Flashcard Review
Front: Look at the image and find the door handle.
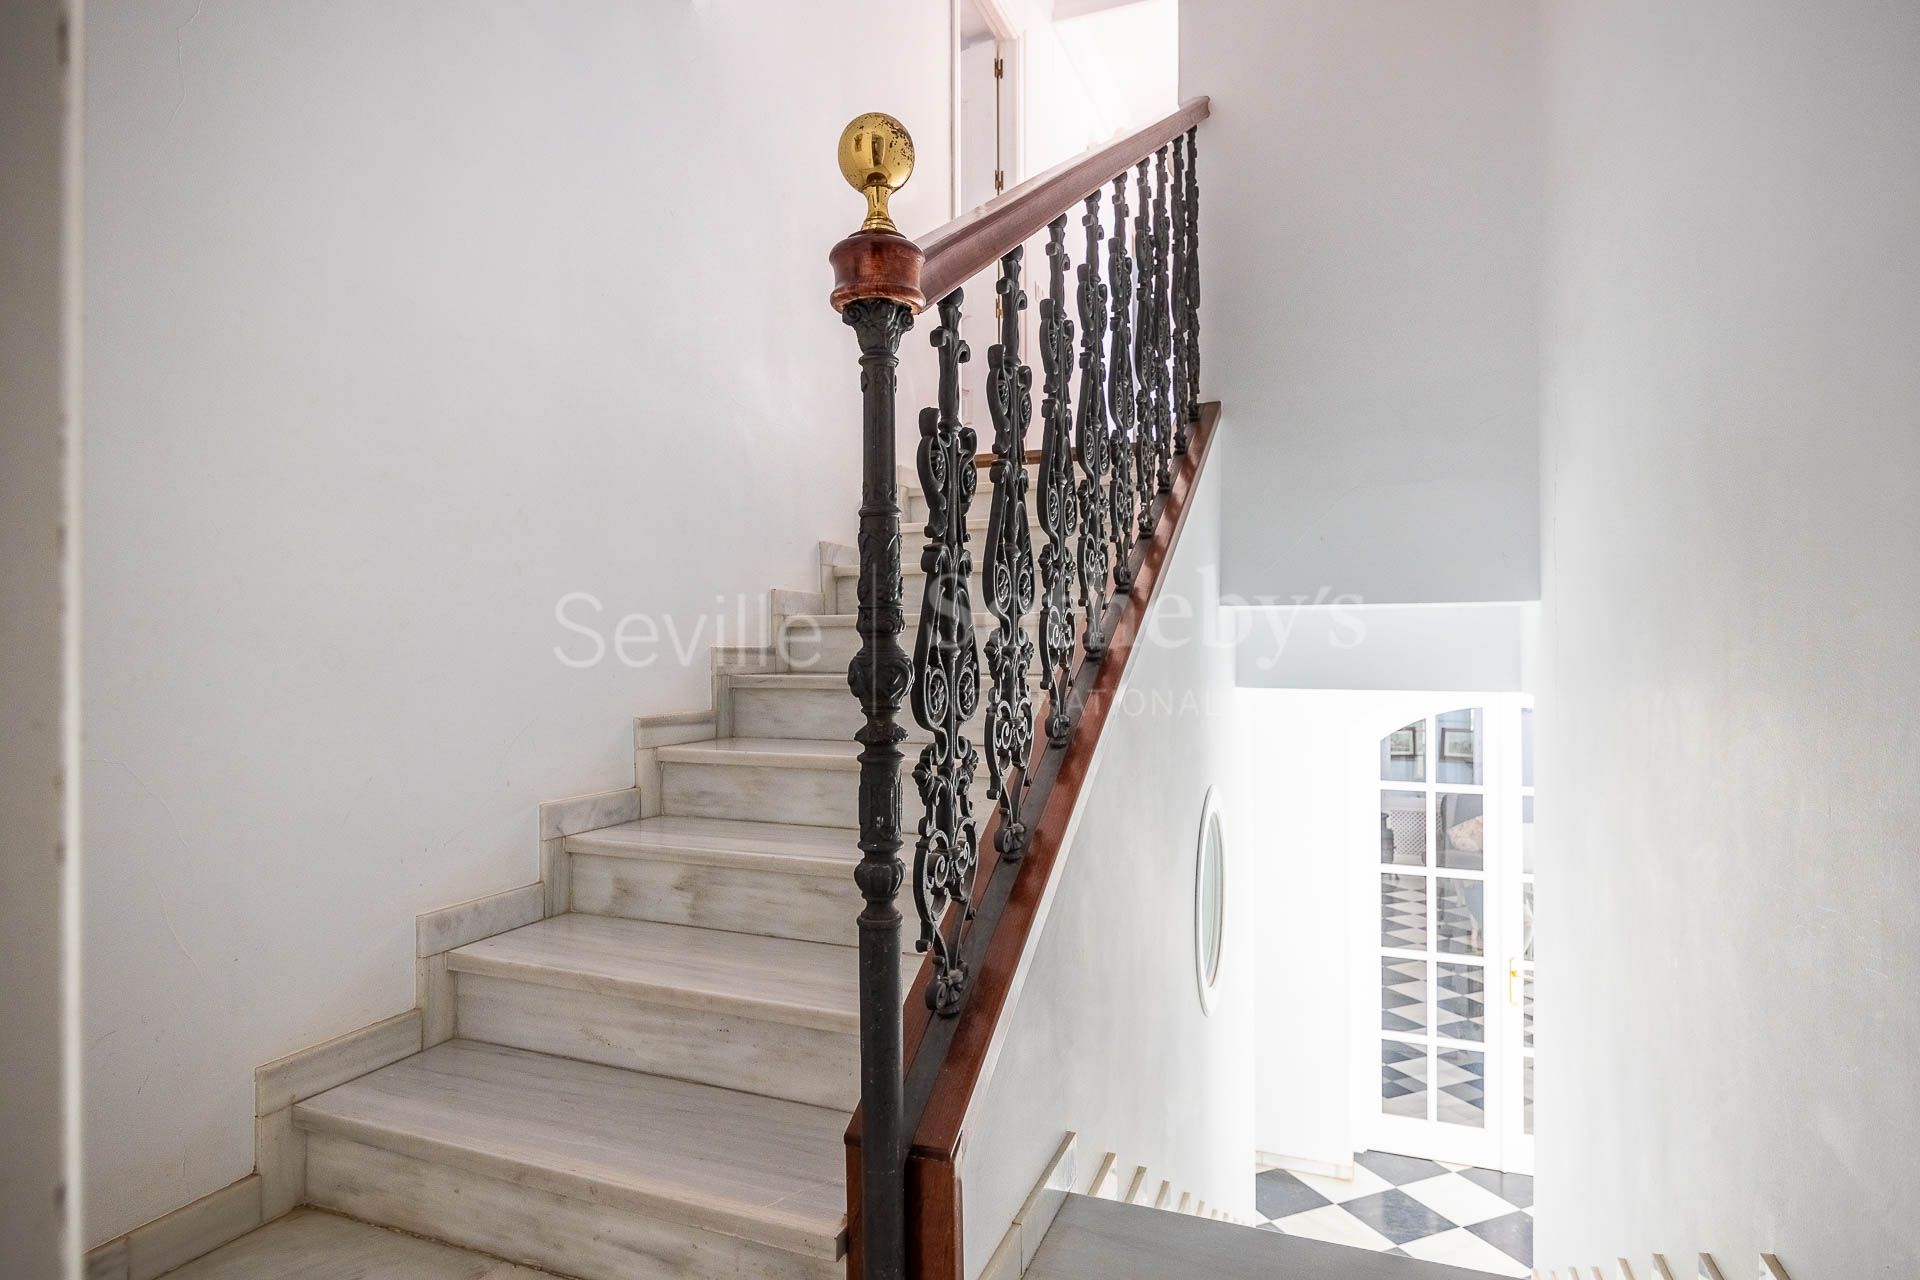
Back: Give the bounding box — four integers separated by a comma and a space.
1506, 958, 1520, 1007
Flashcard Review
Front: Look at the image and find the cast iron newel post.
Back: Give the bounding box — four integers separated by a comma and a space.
829, 112, 925, 1280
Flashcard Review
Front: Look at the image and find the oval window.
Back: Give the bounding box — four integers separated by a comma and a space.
1194, 789, 1226, 1013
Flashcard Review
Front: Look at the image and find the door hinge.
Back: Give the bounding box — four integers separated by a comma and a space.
993, 55, 1004, 79
993, 168, 1005, 193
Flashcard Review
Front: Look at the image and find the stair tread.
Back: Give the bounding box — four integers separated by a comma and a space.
787, 611, 1041, 626
1029, 1194, 1494, 1280
295, 1040, 848, 1259
155, 1208, 549, 1280
447, 914, 863, 1032
564, 814, 859, 875
727, 671, 1043, 692
657, 737, 861, 770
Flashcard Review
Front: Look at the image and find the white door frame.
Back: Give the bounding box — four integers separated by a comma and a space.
1349, 694, 1534, 1174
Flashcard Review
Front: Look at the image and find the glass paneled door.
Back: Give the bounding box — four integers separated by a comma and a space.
1366, 701, 1534, 1172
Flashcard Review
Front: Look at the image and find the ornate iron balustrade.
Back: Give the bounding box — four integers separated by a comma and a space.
829, 99, 1209, 1280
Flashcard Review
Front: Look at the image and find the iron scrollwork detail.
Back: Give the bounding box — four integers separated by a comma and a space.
1132, 157, 1158, 536
1036, 216, 1079, 748
909, 291, 981, 1016
1074, 191, 1113, 658
1150, 145, 1175, 495
1183, 126, 1202, 432
982, 249, 1038, 861
1171, 134, 1191, 456
1107, 173, 1138, 592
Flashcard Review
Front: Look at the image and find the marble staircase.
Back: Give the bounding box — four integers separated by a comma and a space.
168, 477, 1039, 1280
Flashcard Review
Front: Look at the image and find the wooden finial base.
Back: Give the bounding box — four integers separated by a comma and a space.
830, 229, 926, 314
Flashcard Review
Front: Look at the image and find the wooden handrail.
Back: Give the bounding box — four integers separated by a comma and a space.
916, 98, 1210, 308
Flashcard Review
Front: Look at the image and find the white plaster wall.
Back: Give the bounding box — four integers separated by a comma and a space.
2, 0, 79, 1272
958, 426, 1253, 1273
1179, 0, 1543, 605
1232, 603, 1536, 694
1022, 0, 1178, 176
1538, 0, 1920, 1269
79, 0, 951, 1245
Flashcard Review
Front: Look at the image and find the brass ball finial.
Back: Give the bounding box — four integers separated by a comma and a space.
838, 112, 915, 235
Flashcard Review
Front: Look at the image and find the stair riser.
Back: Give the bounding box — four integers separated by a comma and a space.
733, 686, 932, 743
836, 571, 995, 614
570, 851, 930, 955
304, 1131, 839, 1280
454, 972, 856, 1110
780, 617, 1038, 672
570, 850, 866, 947
830, 553, 1068, 612
661, 760, 918, 829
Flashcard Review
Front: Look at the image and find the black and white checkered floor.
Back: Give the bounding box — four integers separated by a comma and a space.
1254, 1151, 1533, 1276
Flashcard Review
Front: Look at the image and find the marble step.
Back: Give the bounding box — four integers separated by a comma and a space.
657, 736, 887, 828
831, 558, 1096, 613
295, 1040, 845, 1280
564, 814, 871, 947
1026, 1192, 1497, 1280
729, 671, 1043, 744
156, 1208, 547, 1279
446, 913, 888, 1109
780, 610, 1043, 671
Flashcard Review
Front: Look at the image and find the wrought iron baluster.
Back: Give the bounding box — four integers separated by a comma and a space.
1036, 217, 1078, 748
830, 111, 922, 1280
1107, 173, 1137, 592
1151, 145, 1174, 494
982, 249, 1037, 860
1131, 158, 1157, 537
1074, 192, 1112, 658
840, 294, 914, 1280
1185, 125, 1202, 429
1171, 135, 1189, 457
908, 290, 981, 1016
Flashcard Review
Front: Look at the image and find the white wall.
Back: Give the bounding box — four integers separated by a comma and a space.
958, 425, 1253, 1272
3, 0, 80, 1273
1232, 602, 1537, 693
1022, 0, 1178, 176
1179, 0, 1543, 605
1538, 0, 1920, 1270
79, 0, 950, 1245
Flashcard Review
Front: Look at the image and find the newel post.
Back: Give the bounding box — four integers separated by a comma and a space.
830, 111, 925, 1280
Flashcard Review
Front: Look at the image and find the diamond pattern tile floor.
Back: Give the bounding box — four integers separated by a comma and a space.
1254, 1153, 1533, 1277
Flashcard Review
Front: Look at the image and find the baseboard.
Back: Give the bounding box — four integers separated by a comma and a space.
413, 882, 545, 1051
1544, 1252, 1794, 1280
633, 709, 719, 819
83, 1175, 261, 1280
980, 1132, 1079, 1280
1256, 1149, 1355, 1181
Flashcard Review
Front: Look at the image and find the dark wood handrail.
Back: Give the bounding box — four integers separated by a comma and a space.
916, 97, 1210, 308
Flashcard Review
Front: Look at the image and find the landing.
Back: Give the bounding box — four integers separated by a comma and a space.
1026, 1194, 1500, 1280
157, 1208, 545, 1278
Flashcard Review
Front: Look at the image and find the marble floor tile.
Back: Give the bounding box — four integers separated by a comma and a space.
1339, 1188, 1457, 1245
1289, 1164, 1395, 1204
1256, 1150, 1533, 1270
1269, 1204, 1398, 1252
1399, 1226, 1533, 1277
1467, 1209, 1536, 1267
1400, 1172, 1519, 1227
1253, 1168, 1333, 1219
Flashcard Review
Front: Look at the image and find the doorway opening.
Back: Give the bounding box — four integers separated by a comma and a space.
1239, 686, 1536, 1275
1368, 700, 1534, 1174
